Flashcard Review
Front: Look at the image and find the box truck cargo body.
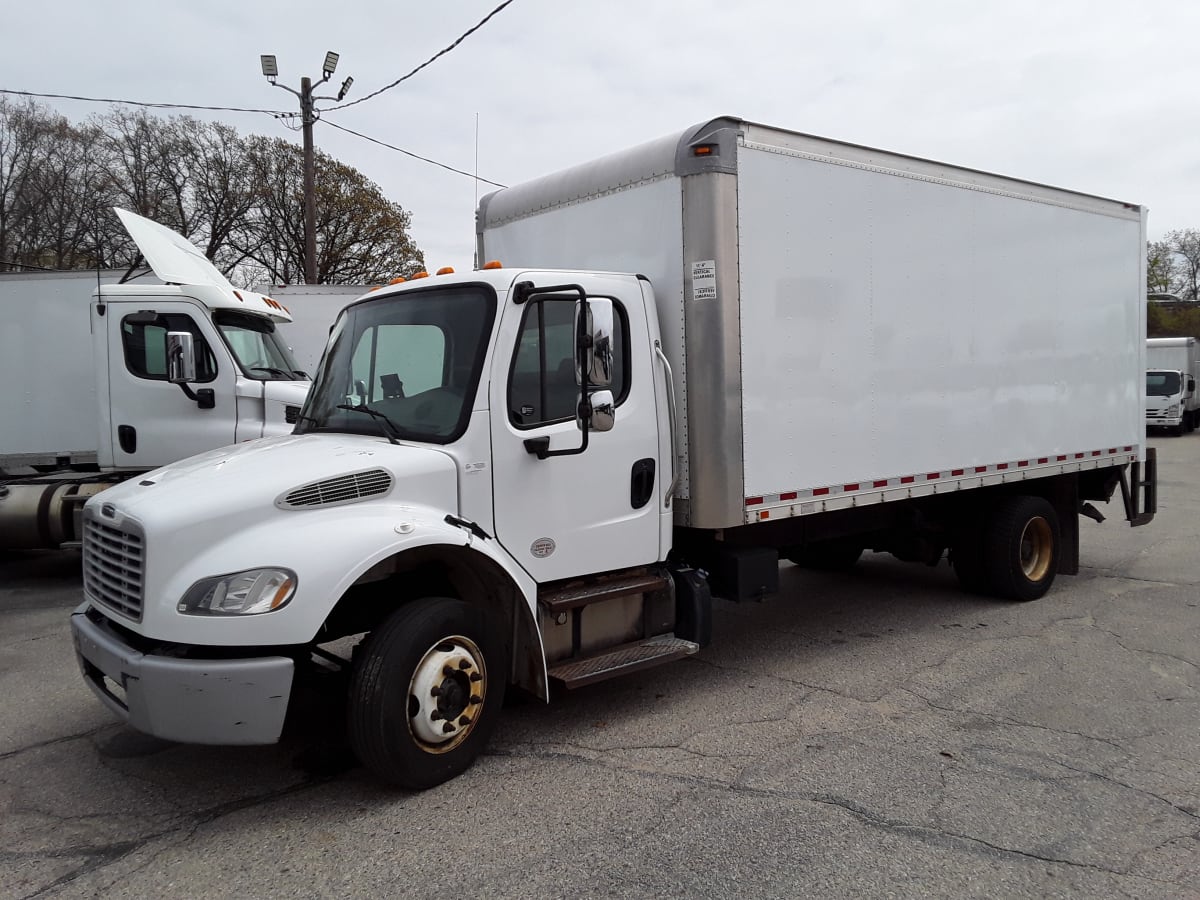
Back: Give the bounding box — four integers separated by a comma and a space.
71, 118, 1156, 790
1145, 337, 1200, 434
0, 210, 310, 549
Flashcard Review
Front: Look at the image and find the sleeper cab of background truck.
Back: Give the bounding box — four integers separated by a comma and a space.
108, 208, 309, 455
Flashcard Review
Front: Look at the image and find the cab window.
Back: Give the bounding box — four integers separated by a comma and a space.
121, 314, 217, 382
508, 299, 628, 428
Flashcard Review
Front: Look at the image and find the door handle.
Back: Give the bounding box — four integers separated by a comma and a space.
631, 458, 656, 510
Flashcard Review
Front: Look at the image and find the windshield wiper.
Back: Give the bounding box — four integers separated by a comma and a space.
250, 366, 294, 379
336, 403, 401, 445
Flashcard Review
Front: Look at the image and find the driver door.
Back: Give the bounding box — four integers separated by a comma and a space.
489, 274, 663, 583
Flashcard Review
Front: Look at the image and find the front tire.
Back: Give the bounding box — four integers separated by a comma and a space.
349, 598, 507, 790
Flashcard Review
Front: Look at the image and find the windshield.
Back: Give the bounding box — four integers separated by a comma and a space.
296, 285, 496, 444
1146, 371, 1182, 397
214, 310, 306, 381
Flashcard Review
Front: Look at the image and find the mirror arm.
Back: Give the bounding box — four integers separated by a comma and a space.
175, 383, 216, 409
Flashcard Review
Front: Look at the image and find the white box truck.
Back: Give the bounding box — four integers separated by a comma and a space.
0, 209, 311, 549
71, 118, 1156, 790
1145, 336, 1200, 434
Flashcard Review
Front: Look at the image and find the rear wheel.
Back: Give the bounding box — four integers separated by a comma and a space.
348, 598, 507, 790
982, 496, 1060, 601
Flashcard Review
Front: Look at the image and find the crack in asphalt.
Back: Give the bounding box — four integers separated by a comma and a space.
487, 743, 1191, 890
0, 726, 112, 762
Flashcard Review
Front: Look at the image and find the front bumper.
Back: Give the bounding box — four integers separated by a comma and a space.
1146, 415, 1182, 427
71, 603, 294, 745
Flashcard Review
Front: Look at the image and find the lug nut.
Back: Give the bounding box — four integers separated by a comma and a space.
458, 715, 472, 726
442, 722, 456, 734
430, 711, 443, 721
469, 672, 483, 682
469, 695, 482, 705
430, 685, 442, 697
459, 659, 472, 670
443, 665, 455, 677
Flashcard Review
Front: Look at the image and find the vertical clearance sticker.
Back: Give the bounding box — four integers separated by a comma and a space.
691, 260, 717, 301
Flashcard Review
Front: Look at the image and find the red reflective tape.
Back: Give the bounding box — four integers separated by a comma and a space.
1018, 460, 1029, 468
901, 476, 915, 484
780, 491, 797, 501
1075, 453, 1084, 459
873, 479, 888, 488
1091, 450, 1101, 457
746, 497, 763, 506
844, 483, 860, 492
1038, 458, 1048, 464
1057, 455, 1067, 461
998, 463, 1009, 470
1123, 445, 1132, 452
760, 510, 770, 519
951, 469, 964, 476
814, 487, 830, 496
926, 472, 939, 480
975, 466, 987, 473
1108, 448, 1117, 454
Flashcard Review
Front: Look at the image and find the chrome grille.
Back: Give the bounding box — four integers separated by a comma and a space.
278, 468, 393, 509
82, 513, 144, 621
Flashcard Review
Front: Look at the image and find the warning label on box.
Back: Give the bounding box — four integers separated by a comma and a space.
691, 259, 717, 302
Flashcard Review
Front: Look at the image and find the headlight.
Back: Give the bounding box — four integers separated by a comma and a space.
178, 568, 297, 616
1167, 404, 1180, 416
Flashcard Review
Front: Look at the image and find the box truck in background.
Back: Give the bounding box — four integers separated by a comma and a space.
1145, 337, 1200, 435
71, 117, 1155, 790
0, 210, 310, 549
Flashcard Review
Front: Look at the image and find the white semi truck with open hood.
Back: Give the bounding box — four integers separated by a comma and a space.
0, 209, 311, 549
71, 118, 1156, 790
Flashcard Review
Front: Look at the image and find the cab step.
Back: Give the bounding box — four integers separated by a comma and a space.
547, 635, 698, 689
539, 571, 669, 615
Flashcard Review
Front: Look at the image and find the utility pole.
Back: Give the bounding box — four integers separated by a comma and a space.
260, 52, 354, 284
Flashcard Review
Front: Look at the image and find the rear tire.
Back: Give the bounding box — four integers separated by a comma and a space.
348, 598, 507, 790
982, 496, 1060, 601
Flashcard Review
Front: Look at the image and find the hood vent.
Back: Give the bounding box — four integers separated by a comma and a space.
277, 468, 393, 510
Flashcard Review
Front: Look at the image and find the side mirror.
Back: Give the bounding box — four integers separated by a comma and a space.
575, 298, 615, 389
166, 331, 197, 383
587, 390, 615, 433
1189, 377, 1195, 394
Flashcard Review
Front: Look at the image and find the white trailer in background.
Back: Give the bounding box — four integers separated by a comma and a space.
72, 117, 1156, 791
1145, 336, 1200, 434
0, 210, 310, 549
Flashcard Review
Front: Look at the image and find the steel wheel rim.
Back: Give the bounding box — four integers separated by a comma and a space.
1019, 516, 1053, 581
407, 635, 486, 754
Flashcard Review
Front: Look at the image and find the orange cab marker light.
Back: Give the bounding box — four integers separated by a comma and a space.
283, 305, 290, 314
436, 266, 455, 276
411, 271, 429, 279
388, 276, 406, 285
693, 145, 714, 156
232, 290, 245, 302
482, 260, 503, 270
368, 285, 382, 291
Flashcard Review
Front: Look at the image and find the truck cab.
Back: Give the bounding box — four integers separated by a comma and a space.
1145, 368, 1193, 435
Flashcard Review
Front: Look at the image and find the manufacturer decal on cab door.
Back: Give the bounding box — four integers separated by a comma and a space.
530, 538, 556, 559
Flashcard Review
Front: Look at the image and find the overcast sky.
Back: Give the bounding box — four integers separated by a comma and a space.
1, 0, 1194, 274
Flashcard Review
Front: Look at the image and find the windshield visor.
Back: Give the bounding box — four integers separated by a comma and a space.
296, 285, 496, 444
1146, 371, 1182, 397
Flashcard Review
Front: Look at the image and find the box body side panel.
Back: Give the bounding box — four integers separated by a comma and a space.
736, 143, 1144, 497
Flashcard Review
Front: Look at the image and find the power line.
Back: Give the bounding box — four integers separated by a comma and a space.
322, 118, 506, 187
326, 0, 516, 112
0, 87, 286, 116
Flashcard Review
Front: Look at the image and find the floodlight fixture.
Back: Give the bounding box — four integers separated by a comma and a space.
323, 51, 340, 77
260, 54, 278, 81
337, 76, 354, 101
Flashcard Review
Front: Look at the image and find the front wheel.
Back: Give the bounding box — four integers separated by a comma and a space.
348, 598, 507, 790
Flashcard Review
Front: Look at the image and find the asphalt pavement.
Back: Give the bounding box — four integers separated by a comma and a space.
1, 437, 1197, 899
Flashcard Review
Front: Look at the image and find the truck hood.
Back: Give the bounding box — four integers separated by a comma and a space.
92, 433, 459, 530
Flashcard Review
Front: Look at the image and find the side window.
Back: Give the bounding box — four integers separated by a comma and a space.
121, 314, 217, 382
508, 298, 627, 428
